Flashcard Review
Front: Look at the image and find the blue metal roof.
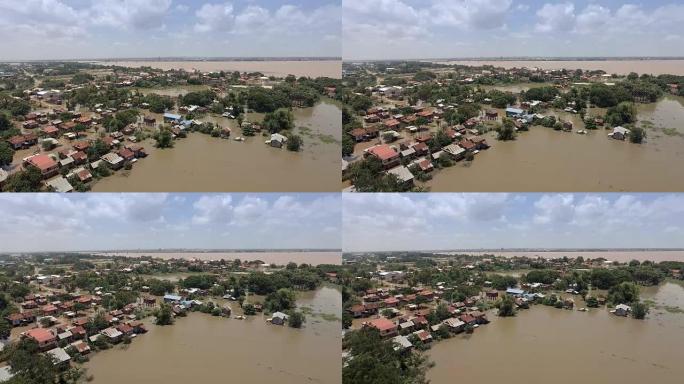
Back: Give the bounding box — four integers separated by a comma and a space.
163, 113, 182, 120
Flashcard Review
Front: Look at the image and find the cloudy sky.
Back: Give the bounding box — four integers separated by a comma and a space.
343, 0, 684, 59
0, 0, 340, 60
343, 193, 684, 252
0, 193, 341, 252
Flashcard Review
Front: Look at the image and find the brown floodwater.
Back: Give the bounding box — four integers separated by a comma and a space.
437, 60, 684, 76
427, 282, 684, 384
458, 250, 684, 263
86, 286, 341, 384
101, 60, 342, 79
91, 100, 341, 192
425, 104, 684, 191
94, 251, 341, 265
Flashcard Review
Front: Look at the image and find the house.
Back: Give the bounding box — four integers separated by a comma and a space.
506, 288, 525, 296
391, 335, 413, 352
443, 144, 466, 160
163, 113, 182, 123
46, 347, 71, 367
412, 329, 432, 343
505, 107, 524, 118
383, 118, 401, 130
143, 116, 156, 126
24, 328, 57, 350
26, 154, 59, 178
443, 317, 465, 332
384, 297, 400, 307
117, 148, 135, 161
69, 340, 91, 355
46, 176, 73, 193
485, 290, 498, 300
610, 126, 630, 140
269, 133, 288, 148
614, 304, 631, 317
484, 109, 498, 120
101, 152, 124, 170
387, 166, 414, 187
365, 318, 397, 337
270, 312, 289, 325
163, 294, 182, 303
41, 125, 60, 137
100, 327, 123, 343
349, 128, 367, 142
367, 145, 400, 169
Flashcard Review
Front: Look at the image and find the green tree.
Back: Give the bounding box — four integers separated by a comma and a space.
607, 282, 640, 305
286, 133, 303, 151
632, 301, 649, 319
155, 129, 174, 148
264, 288, 297, 313
263, 108, 295, 133
0, 141, 14, 166
1, 167, 43, 192
288, 311, 305, 328
629, 126, 646, 144
497, 295, 516, 317
496, 118, 516, 141
155, 303, 174, 325
343, 327, 430, 384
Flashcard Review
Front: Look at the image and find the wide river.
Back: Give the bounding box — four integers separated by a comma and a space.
92, 99, 341, 192
100, 60, 342, 79
86, 286, 341, 384
427, 282, 684, 384
453, 250, 684, 263
437, 59, 684, 76
425, 95, 684, 192
94, 251, 341, 265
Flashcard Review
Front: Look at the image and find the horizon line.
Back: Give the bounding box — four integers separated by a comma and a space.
1, 248, 342, 255
344, 248, 684, 253
0, 56, 342, 63
343, 56, 684, 62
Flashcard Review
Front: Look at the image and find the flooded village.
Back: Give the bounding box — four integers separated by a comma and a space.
341, 61, 684, 192
0, 61, 342, 192
0, 252, 343, 383
341, 251, 684, 383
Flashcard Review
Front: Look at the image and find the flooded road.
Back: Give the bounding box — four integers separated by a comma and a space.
101, 60, 342, 79
437, 60, 684, 76
94, 251, 341, 265
427, 282, 684, 384
92, 100, 341, 192
457, 251, 684, 263
86, 286, 341, 384
425, 111, 684, 191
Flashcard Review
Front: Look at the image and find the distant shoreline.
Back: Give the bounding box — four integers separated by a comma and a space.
345, 57, 684, 62
0, 57, 341, 63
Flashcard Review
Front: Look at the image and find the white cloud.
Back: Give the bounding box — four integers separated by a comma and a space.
90, 0, 173, 30
535, 2, 575, 32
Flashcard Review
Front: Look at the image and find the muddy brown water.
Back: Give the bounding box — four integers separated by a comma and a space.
456, 251, 684, 263
85, 286, 341, 384
93, 251, 341, 265
100, 60, 342, 79
424, 106, 684, 191
91, 100, 341, 192
437, 60, 684, 76
426, 282, 684, 384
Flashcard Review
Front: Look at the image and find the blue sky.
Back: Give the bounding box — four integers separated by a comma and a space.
0, 193, 341, 252
343, 0, 684, 59
343, 193, 684, 252
0, 1, 341, 60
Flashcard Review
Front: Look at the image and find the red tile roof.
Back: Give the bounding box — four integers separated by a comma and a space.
28, 155, 57, 171
368, 318, 396, 332
369, 145, 398, 161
